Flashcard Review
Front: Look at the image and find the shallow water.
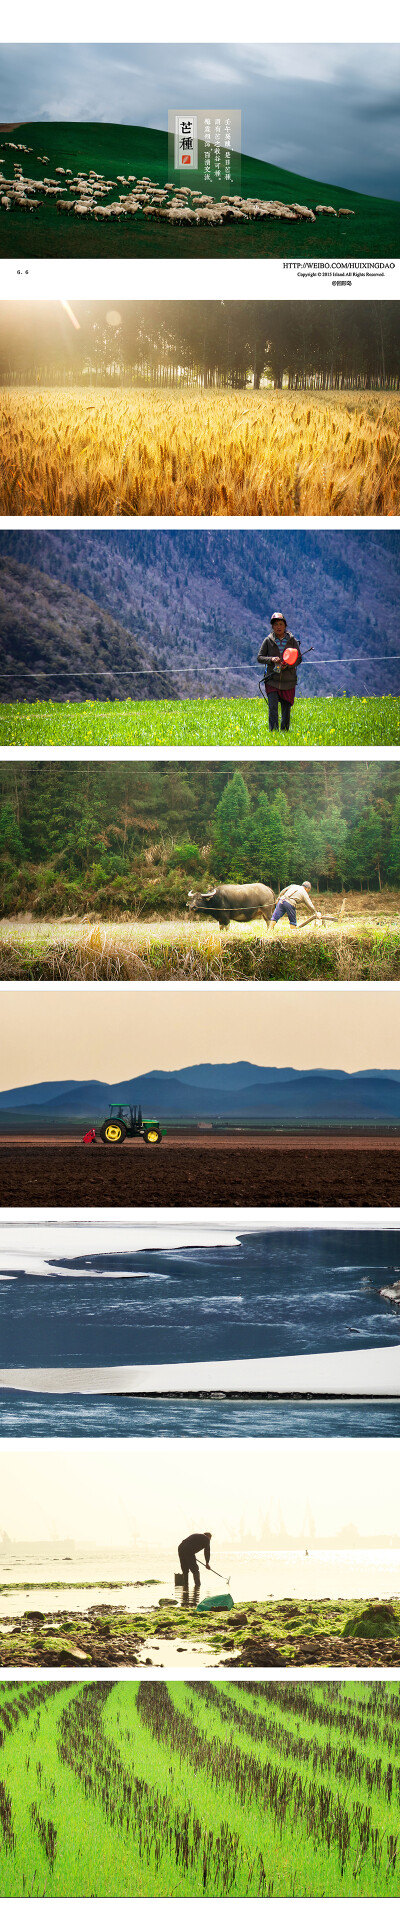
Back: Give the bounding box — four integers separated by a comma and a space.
2, 1547, 400, 1614
1, 1229, 400, 1377
0, 1391, 400, 1438
137, 1636, 223, 1669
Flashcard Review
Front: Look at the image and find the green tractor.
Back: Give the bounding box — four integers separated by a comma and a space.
99, 1103, 163, 1147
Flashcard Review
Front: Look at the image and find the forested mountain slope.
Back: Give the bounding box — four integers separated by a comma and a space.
0, 531, 399, 696
0, 557, 177, 700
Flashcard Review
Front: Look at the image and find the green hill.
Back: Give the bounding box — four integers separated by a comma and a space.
1, 121, 398, 258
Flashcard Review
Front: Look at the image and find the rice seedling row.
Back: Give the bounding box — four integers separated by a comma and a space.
1, 1678, 400, 1895
195, 1679, 400, 1798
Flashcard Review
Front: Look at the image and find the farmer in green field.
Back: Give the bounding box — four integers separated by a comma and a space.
270, 882, 322, 933
258, 613, 302, 732
178, 1531, 212, 1588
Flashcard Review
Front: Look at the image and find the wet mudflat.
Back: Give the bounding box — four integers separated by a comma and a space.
1, 1597, 400, 1669
0, 1134, 399, 1206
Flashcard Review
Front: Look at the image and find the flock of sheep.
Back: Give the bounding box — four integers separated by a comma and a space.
0, 139, 355, 227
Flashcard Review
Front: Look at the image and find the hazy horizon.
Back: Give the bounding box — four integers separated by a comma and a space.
0, 989, 399, 1092
0, 1444, 399, 1549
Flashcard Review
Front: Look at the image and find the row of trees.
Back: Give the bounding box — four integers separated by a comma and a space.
1, 301, 399, 389
1, 763, 400, 916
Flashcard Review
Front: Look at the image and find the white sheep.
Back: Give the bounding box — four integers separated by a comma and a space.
290, 203, 316, 221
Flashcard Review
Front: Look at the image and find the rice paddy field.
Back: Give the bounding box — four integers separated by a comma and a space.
1, 897, 400, 979
1, 1678, 400, 1896
1, 389, 398, 519
1, 695, 398, 748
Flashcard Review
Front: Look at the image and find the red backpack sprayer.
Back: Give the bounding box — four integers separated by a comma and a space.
258, 644, 314, 701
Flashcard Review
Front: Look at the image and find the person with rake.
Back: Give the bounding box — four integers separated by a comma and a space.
178, 1530, 212, 1589
257, 611, 302, 732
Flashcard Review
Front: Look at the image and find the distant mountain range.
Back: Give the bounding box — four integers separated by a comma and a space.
1, 1063, 400, 1125
0, 530, 399, 699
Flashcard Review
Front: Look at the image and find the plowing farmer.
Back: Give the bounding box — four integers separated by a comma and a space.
178, 1531, 212, 1588
257, 612, 302, 732
270, 882, 321, 934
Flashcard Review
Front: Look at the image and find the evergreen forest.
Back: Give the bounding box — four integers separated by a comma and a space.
1, 761, 399, 919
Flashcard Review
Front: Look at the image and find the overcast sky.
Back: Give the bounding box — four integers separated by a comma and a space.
0, 1442, 398, 1545
0, 988, 398, 1090
0, 43, 399, 198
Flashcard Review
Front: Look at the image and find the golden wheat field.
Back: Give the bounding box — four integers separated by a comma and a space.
1, 387, 399, 516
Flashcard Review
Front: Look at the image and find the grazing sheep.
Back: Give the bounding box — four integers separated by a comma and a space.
196, 208, 223, 225
289, 203, 316, 221
167, 207, 196, 225
338, 207, 355, 216
315, 205, 338, 215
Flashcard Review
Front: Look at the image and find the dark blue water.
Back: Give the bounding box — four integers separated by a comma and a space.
1, 1393, 400, 1438
1, 1229, 400, 1367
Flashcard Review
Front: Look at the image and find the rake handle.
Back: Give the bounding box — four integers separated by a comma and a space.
199, 1560, 230, 1582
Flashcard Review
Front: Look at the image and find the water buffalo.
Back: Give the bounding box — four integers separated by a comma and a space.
187, 883, 275, 930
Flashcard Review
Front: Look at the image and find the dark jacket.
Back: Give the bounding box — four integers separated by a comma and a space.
257, 629, 302, 691
178, 1533, 211, 1564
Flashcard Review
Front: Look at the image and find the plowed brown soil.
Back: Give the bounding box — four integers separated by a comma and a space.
0, 1133, 398, 1206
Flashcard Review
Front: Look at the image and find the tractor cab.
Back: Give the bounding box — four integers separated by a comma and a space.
99, 1102, 162, 1146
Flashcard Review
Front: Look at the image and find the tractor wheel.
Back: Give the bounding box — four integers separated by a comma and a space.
99, 1121, 127, 1145
143, 1127, 162, 1146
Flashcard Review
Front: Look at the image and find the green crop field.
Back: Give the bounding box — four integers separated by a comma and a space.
0, 694, 398, 748
1, 122, 398, 258
1, 1678, 400, 1896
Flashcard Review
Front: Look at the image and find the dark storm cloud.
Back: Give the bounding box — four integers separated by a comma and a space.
0, 42, 399, 200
